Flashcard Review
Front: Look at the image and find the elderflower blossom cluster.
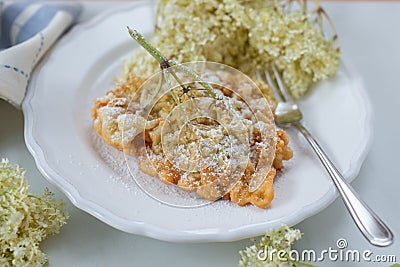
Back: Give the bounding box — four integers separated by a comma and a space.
239, 225, 302, 267
0, 159, 68, 267
121, 0, 340, 99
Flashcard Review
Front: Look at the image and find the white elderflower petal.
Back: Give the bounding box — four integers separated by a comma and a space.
121, 0, 339, 100
239, 225, 303, 267
0, 159, 68, 267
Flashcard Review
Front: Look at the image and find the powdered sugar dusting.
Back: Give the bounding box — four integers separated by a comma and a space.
91, 130, 212, 207
91, 131, 135, 190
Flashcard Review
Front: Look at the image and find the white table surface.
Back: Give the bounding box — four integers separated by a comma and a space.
1, 2, 400, 266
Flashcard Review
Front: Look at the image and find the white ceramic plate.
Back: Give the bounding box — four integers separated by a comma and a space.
23, 2, 372, 242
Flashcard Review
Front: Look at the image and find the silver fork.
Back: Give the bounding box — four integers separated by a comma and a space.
257, 65, 393, 247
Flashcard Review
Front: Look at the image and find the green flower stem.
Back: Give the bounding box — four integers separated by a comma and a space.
28, 193, 54, 209
163, 69, 183, 106
175, 63, 216, 98
127, 27, 167, 65
127, 26, 183, 105
127, 27, 216, 99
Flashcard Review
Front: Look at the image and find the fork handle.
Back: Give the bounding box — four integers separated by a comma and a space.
294, 122, 393, 247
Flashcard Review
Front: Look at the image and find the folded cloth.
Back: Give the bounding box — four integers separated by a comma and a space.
0, 1, 81, 108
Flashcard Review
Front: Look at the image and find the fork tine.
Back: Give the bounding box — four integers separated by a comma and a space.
255, 67, 263, 81
262, 67, 285, 102
270, 64, 293, 102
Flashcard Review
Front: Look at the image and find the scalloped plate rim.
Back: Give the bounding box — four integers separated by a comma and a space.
22, 1, 373, 243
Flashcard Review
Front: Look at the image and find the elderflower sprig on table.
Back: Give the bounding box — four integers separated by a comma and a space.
0, 159, 68, 267
239, 225, 319, 267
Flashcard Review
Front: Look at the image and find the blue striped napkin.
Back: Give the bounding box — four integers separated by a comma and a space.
0, 1, 81, 107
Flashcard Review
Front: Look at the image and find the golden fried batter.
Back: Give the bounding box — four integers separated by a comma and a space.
92, 75, 145, 151
92, 73, 293, 209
